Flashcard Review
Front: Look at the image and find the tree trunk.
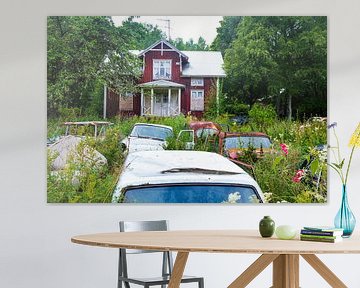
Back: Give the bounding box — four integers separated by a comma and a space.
288, 94, 292, 121
276, 93, 281, 116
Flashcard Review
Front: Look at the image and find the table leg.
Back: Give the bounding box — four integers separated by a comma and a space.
168, 252, 189, 288
228, 254, 279, 288
272, 254, 299, 288
301, 254, 347, 288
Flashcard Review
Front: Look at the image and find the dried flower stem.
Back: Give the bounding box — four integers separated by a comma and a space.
331, 127, 345, 184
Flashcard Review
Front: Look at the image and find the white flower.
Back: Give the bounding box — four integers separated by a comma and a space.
227, 192, 241, 203
263, 192, 273, 202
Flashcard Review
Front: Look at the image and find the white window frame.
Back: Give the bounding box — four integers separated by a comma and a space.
191, 78, 204, 86
190, 89, 205, 111
153, 59, 172, 80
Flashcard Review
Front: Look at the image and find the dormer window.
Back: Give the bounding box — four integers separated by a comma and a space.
153, 59, 171, 80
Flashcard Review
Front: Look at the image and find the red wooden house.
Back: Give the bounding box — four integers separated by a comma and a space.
104, 39, 225, 118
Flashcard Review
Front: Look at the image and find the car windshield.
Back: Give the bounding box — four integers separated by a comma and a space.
196, 128, 218, 138
123, 184, 261, 203
224, 136, 271, 149
130, 125, 173, 141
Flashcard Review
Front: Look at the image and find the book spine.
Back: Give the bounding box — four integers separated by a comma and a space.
300, 237, 338, 243
301, 230, 337, 236
300, 234, 338, 240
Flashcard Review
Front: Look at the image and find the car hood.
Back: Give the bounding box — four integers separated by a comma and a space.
125, 137, 166, 153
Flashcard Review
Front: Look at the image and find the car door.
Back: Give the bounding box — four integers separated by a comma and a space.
177, 130, 195, 150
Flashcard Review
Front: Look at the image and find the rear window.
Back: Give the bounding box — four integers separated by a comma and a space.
225, 136, 271, 149
196, 128, 218, 138
123, 184, 261, 203
130, 125, 173, 141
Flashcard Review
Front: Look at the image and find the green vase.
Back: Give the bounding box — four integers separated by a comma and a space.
259, 216, 275, 237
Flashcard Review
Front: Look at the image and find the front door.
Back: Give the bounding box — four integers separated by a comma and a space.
141, 89, 180, 116
153, 92, 169, 116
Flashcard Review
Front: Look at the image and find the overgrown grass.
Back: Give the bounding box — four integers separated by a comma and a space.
47, 112, 327, 203
47, 115, 188, 203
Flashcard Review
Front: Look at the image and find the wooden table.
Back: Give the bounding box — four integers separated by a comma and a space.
71, 230, 360, 288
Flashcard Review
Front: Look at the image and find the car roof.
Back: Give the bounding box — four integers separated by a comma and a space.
189, 121, 221, 131
221, 132, 270, 138
113, 151, 263, 201
133, 123, 173, 130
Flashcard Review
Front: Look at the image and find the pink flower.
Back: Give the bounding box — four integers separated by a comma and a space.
229, 151, 238, 159
292, 169, 305, 183
280, 143, 289, 156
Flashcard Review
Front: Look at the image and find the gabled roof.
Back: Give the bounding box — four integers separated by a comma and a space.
181, 51, 226, 77
130, 40, 226, 78
137, 39, 188, 59
138, 80, 185, 88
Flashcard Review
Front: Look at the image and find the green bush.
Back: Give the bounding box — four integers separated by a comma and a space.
47, 113, 327, 203
47, 138, 118, 203
225, 102, 250, 115
248, 104, 277, 130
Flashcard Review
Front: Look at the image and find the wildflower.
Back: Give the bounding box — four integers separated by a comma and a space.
292, 169, 305, 183
329, 122, 360, 185
263, 192, 273, 202
280, 143, 288, 156
229, 151, 238, 159
327, 122, 337, 129
348, 123, 360, 148
227, 192, 241, 203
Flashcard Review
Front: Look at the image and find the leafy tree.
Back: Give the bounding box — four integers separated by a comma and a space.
170, 36, 210, 51
224, 17, 277, 107
211, 16, 243, 55
119, 17, 166, 49
47, 16, 141, 117
222, 16, 327, 119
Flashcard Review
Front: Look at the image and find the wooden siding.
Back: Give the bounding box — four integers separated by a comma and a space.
181, 77, 217, 118
106, 89, 119, 118
106, 89, 140, 118
141, 50, 182, 83
106, 43, 219, 118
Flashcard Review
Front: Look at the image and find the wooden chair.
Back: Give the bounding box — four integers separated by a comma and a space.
118, 220, 204, 288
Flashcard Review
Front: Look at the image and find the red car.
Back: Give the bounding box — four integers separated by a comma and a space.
218, 131, 272, 157
215, 132, 272, 176
189, 121, 223, 139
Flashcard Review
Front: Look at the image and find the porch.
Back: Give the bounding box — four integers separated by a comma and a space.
139, 80, 185, 117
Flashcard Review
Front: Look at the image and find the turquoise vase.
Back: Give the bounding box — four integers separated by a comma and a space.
334, 185, 356, 237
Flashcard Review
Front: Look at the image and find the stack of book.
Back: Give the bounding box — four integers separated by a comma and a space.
300, 226, 344, 243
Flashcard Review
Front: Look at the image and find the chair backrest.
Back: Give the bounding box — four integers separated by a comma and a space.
120, 220, 168, 232
119, 220, 168, 254
118, 220, 173, 283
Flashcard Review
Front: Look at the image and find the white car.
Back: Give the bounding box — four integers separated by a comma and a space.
121, 123, 195, 153
112, 150, 265, 203
121, 123, 174, 153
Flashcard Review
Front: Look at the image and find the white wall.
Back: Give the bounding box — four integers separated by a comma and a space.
1, 0, 360, 287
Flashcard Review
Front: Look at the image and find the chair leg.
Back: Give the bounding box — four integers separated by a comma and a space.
199, 278, 204, 288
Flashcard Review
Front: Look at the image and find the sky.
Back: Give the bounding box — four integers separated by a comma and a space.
112, 16, 222, 45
